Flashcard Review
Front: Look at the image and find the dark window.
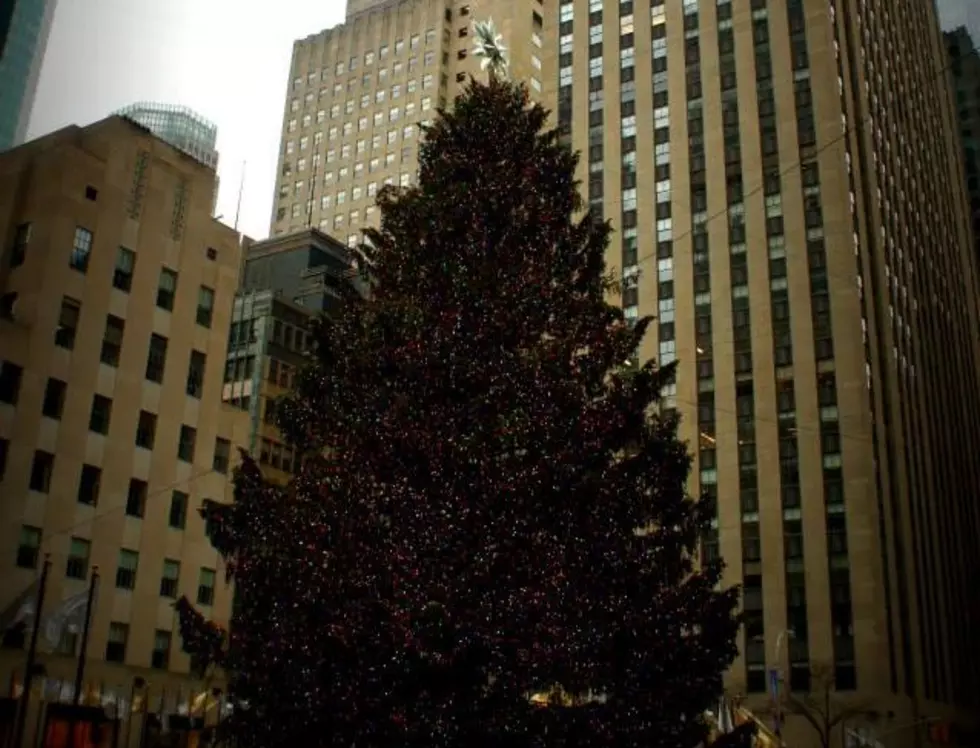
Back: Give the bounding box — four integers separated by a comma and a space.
16, 526, 42, 569
151, 630, 172, 670
42, 378, 67, 419
77, 464, 101, 505
9, 223, 31, 268
196, 286, 215, 328
157, 269, 178, 311
113, 247, 135, 291
55, 298, 81, 349
135, 410, 157, 449
29, 451, 55, 493
105, 623, 128, 663
70, 227, 93, 272
197, 568, 216, 606
160, 559, 180, 598
186, 350, 206, 398
213, 437, 231, 474
177, 425, 197, 463
66, 538, 91, 580
169, 491, 188, 529
89, 395, 112, 434
85, 186, 98, 201
126, 479, 148, 518
0, 438, 7, 481
116, 549, 138, 590
145, 334, 168, 383
0, 361, 23, 404
100, 315, 125, 367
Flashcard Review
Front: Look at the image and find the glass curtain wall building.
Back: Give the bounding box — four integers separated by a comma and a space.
116, 102, 220, 170
0, 0, 57, 150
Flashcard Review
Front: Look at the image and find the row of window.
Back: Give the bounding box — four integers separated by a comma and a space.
10, 225, 216, 328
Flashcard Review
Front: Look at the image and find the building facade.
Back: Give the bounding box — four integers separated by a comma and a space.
268, 0, 549, 241
270, 0, 980, 744
225, 229, 363, 481
548, 0, 980, 744
946, 27, 980, 267
0, 0, 57, 151
0, 116, 249, 742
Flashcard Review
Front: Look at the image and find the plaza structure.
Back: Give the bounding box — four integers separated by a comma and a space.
0, 0, 58, 150
270, 0, 980, 745
0, 115, 249, 741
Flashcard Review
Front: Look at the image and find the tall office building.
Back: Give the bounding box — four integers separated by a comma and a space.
550, 0, 980, 743
946, 27, 980, 266
268, 0, 548, 240
224, 228, 364, 477
0, 116, 249, 742
0, 0, 57, 150
271, 0, 980, 744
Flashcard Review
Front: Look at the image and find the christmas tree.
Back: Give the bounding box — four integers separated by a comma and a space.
178, 74, 742, 748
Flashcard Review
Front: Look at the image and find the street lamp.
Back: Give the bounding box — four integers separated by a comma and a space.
766, 629, 794, 737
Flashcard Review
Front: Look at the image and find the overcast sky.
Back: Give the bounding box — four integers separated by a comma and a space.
27, 0, 979, 241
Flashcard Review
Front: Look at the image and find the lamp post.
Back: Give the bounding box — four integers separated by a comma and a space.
123, 677, 145, 748
769, 629, 794, 737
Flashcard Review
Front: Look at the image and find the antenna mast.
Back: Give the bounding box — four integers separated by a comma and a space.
234, 160, 246, 231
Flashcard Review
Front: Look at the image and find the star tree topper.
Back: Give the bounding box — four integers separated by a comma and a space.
472, 18, 509, 80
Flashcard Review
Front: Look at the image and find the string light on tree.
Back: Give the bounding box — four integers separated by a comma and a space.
177, 75, 743, 748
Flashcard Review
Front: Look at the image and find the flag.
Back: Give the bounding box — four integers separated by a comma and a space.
41, 589, 91, 651
0, 578, 41, 634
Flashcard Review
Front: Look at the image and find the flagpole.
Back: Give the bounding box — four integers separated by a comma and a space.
66, 567, 98, 748
12, 554, 50, 748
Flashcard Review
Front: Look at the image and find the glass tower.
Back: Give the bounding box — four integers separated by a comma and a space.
115, 102, 220, 170
0, 0, 57, 151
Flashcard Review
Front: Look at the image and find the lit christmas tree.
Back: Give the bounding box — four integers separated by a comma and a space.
178, 72, 742, 748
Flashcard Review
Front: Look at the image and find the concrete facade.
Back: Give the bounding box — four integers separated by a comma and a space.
0, 116, 250, 744
269, 0, 980, 745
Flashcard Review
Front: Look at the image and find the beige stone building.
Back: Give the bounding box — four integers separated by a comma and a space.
272, 0, 980, 745
0, 116, 249, 741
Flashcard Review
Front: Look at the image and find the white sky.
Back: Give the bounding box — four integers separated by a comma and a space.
26, 0, 978, 240
27, 0, 347, 241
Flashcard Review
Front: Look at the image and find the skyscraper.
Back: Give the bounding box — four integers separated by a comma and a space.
271, 0, 980, 743
946, 26, 980, 266
0, 0, 57, 150
268, 0, 548, 241
550, 0, 980, 741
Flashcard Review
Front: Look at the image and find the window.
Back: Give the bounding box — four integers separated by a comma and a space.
42, 378, 67, 419
178, 425, 197, 462
151, 630, 171, 670
169, 491, 188, 529
213, 437, 231, 473
156, 269, 177, 310
9, 223, 30, 267
197, 568, 216, 606
186, 350, 206, 398
126, 479, 147, 518
89, 395, 112, 434
16, 526, 41, 569
0, 361, 22, 404
160, 559, 180, 598
77, 464, 101, 505
136, 410, 157, 449
100, 315, 125, 367
113, 247, 135, 291
196, 286, 215, 328
70, 227, 93, 272
105, 623, 128, 663
29, 451, 54, 493
66, 538, 91, 580
55, 298, 81, 349
0, 438, 7, 482
145, 334, 168, 383
116, 549, 139, 590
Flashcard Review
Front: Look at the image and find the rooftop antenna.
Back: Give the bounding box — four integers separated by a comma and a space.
234, 160, 246, 231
